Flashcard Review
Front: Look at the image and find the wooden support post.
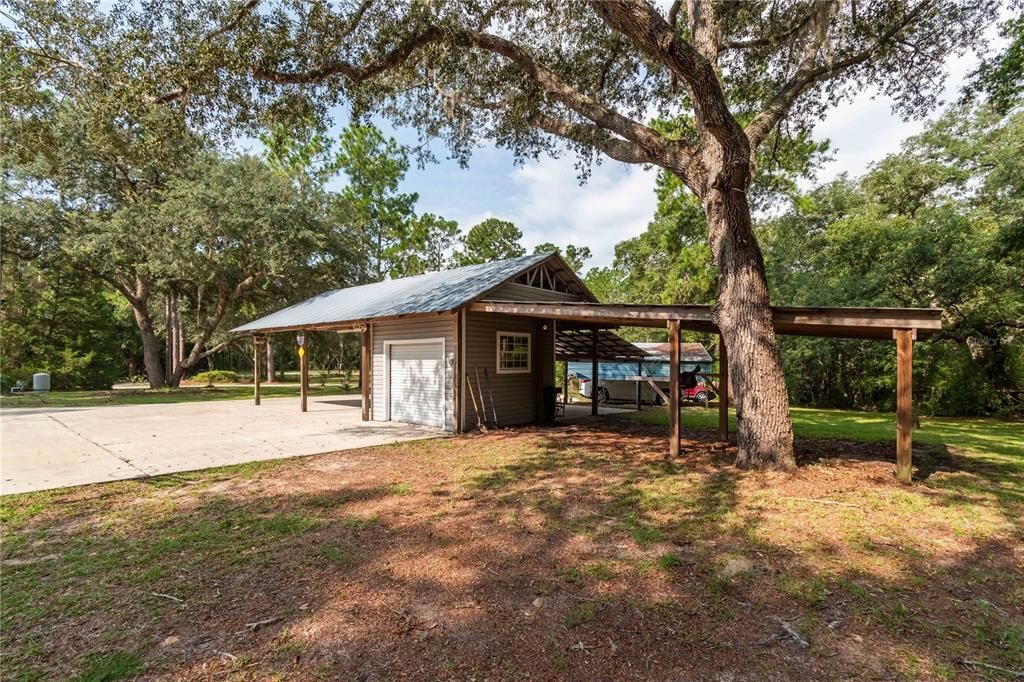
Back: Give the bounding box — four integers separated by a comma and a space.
360, 329, 370, 421
299, 334, 309, 413
563, 356, 569, 410
452, 313, 461, 433
669, 319, 681, 458
636, 360, 643, 411
534, 320, 545, 423
253, 337, 262, 406
718, 335, 729, 442
895, 329, 915, 483
266, 341, 275, 383
591, 327, 599, 416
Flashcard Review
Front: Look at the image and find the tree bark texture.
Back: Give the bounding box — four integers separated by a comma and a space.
134, 302, 165, 389
697, 158, 795, 470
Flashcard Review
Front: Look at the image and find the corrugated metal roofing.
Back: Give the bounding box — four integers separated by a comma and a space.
635, 342, 713, 363
568, 360, 709, 380
232, 252, 553, 334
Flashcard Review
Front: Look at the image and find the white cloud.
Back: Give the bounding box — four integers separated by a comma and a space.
814, 23, 1005, 183
503, 156, 659, 269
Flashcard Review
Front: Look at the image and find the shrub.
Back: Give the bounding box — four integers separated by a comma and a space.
189, 370, 239, 386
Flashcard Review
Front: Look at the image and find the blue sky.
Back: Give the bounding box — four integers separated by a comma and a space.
275, 26, 1004, 271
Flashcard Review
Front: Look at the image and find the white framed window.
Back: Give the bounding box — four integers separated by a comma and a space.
496, 331, 532, 374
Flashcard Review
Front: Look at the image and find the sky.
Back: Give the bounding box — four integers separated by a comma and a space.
319, 29, 1005, 271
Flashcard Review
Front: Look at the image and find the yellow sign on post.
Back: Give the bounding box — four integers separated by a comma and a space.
298, 346, 305, 359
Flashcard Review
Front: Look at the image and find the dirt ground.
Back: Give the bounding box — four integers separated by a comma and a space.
2, 418, 1022, 680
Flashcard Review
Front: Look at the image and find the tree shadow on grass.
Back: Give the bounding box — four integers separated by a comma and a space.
2, 420, 1021, 680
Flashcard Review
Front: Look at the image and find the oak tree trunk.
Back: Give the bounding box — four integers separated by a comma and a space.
694, 159, 796, 470
132, 303, 165, 389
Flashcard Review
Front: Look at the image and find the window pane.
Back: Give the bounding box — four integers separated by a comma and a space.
499, 334, 530, 371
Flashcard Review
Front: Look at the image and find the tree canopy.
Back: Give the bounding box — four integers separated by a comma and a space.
456, 218, 525, 265
1, 0, 1011, 465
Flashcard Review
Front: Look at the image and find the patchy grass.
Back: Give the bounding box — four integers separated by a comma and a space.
0, 384, 348, 409
628, 405, 1024, 460
1, 415, 1021, 680
73, 651, 144, 682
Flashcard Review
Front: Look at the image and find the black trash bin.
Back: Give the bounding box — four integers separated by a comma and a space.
543, 385, 558, 423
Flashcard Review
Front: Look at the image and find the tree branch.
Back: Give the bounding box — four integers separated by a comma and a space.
724, 8, 817, 50
667, 0, 683, 30
153, 0, 263, 103
191, 339, 231, 363
745, 0, 934, 148
590, 0, 750, 178
203, 0, 260, 45
528, 113, 657, 164
339, 0, 374, 40
251, 23, 695, 174
251, 26, 444, 84
685, 0, 720, 63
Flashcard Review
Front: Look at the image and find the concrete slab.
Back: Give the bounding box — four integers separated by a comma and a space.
560, 403, 635, 420
0, 395, 443, 495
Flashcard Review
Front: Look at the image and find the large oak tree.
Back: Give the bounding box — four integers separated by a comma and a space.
6, 0, 996, 467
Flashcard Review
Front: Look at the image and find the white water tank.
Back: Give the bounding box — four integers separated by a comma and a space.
32, 373, 50, 392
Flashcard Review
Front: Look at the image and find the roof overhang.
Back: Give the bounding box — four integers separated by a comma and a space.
469, 301, 943, 341
555, 328, 646, 361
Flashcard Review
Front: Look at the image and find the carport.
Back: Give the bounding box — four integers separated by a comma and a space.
471, 301, 943, 483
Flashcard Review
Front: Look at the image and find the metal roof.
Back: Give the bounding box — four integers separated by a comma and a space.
554, 328, 646, 361
634, 342, 713, 363
232, 252, 554, 334
569, 360, 709, 380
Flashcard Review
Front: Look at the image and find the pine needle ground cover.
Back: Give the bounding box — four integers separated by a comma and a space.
2, 411, 1021, 680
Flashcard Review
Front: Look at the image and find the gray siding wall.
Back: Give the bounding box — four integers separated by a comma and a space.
372, 314, 456, 431
462, 312, 554, 430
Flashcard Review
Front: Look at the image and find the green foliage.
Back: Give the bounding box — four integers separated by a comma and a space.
585, 117, 828, 315
398, 213, 461, 275
0, 246, 135, 390
335, 124, 418, 281
533, 242, 592, 272
189, 370, 239, 386
761, 103, 1024, 415
965, 16, 1024, 114
455, 218, 525, 265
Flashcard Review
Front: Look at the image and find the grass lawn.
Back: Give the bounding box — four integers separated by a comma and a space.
629, 404, 1024, 466
0, 384, 351, 409
1, 411, 1022, 680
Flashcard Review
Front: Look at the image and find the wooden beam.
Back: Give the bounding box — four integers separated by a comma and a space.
895, 329, 915, 483
669, 319, 681, 458
471, 301, 714, 327
644, 377, 669, 404
466, 301, 943, 339
300, 334, 309, 413
591, 327, 599, 416
718, 336, 729, 442
253, 337, 262, 406
636, 360, 643, 411
360, 329, 370, 421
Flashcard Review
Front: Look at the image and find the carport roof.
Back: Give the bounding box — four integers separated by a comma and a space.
232, 252, 572, 334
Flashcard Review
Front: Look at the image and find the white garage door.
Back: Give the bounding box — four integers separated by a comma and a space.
388, 342, 445, 428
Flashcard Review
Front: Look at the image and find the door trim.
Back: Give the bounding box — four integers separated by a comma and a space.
382, 338, 447, 426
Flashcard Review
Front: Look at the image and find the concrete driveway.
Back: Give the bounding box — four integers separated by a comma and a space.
0, 395, 444, 495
